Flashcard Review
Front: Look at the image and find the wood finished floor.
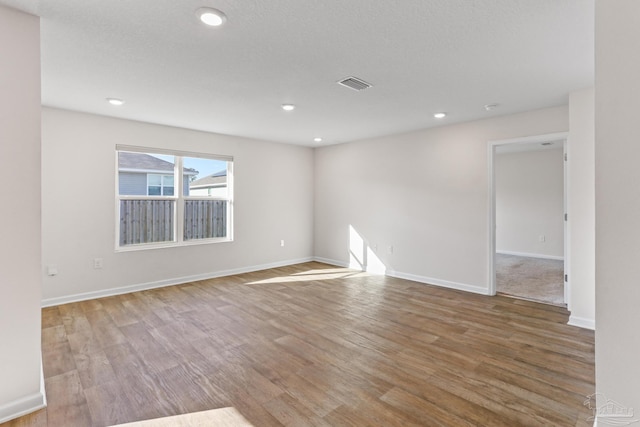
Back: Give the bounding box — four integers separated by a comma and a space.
3, 262, 595, 427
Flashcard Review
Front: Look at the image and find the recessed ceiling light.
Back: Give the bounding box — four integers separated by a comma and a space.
314, 137, 323, 143
281, 104, 295, 111
196, 8, 227, 27
484, 103, 499, 111
433, 112, 447, 119
106, 98, 124, 106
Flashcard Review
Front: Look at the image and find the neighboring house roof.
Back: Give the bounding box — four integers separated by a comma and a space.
190, 170, 227, 189
118, 152, 197, 175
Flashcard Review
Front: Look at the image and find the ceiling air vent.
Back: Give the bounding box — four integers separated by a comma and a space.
337, 76, 372, 91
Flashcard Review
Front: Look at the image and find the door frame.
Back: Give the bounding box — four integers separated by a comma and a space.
487, 132, 570, 305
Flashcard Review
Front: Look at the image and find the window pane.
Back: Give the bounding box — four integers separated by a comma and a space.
118, 152, 175, 196
163, 186, 174, 196
184, 200, 227, 240
162, 175, 174, 186
148, 186, 161, 196
183, 157, 228, 197
119, 199, 175, 246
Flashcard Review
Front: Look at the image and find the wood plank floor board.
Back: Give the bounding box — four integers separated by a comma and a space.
215, 305, 285, 342
449, 326, 595, 379
448, 330, 595, 397
507, 320, 595, 351
270, 372, 343, 418
83, 309, 128, 349
41, 307, 62, 329
509, 330, 595, 358
295, 362, 393, 404
66, 328, 104, 357
116, 371, 179, 421
43, 371, 92, 427
206, 348, 285, 405
380, 386, 479, 427
389, 374, 515, 427
100, 296, 139, 328
235, 342, 313, 384
314, 324, 407, 356
474, 362, 591, 421
430, 351, 586, 426
273, 334, 354, 368
113, 299, 155, 328
41, 339, 77, 379
177, 306, 241, 336
101, 342, 149, 380
355, 319, 441, 351
73, 350, 118, 390
151, 364, 230, 414
261, 392, 334, 427
77, 299, 103, 314
2, 262, 595, 427
323, 388, 426, 427
425, 369, 560, 426
83, 380, 137, 427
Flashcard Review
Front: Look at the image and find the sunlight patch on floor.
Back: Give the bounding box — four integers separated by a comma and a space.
246, 269, 369, 285
109, 407, 253, 427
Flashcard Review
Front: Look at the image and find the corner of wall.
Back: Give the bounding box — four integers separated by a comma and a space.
568, 314, 595, 330
0, 390, 46, 424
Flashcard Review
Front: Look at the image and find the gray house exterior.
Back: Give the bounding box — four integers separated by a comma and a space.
189, 169, 228, 197
118, 152, 197, 196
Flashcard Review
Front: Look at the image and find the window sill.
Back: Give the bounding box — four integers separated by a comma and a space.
115, 237, 233, 253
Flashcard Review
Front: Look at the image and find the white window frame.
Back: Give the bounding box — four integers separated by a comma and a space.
116, 145, 234, 251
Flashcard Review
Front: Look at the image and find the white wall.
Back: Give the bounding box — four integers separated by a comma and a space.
568, 87, 595, 329
41, 108, 314, 304
314, 106, 568, 294
0, 5, 45, 423
595, 0, 640, 419
495, 148, 564, 259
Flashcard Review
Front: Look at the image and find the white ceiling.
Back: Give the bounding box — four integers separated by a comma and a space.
1, 0, 594, 146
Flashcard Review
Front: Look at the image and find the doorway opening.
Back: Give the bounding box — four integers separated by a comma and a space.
488, 132, 569, 306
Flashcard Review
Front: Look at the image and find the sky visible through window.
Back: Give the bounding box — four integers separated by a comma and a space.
151, 154, 227, 180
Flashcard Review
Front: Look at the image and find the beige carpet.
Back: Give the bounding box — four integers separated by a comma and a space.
109, 408, 254, 427
496, 253, 564, 306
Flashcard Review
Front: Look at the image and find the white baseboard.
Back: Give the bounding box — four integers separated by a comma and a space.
0, 390, 46, 424
313, 257, 491, 296
386, 270, 491, 296
42, 257, 314, 307
496, 250, 564, 261
568, 314, 595, 330
313, 256, 350, 268
0, 355, 47, 424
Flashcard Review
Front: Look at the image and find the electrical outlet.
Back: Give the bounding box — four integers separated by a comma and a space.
387, 245, 394, 254
539, 235, 546, 243
93, 258, 103, 269
46, 265, 58, 276
280, 240, 285, 247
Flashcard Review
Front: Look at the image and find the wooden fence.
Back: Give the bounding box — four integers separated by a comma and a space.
184, 199, 227, 240
119, 199, 227, 246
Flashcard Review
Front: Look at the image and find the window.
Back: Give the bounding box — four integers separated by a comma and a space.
116, 147, 233, 249
147, 174, 174, 196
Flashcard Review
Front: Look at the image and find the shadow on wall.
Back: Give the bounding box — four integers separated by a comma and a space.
349, 225, 386, 275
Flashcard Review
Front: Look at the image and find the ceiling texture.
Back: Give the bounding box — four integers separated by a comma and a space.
1, 0, 594, 146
